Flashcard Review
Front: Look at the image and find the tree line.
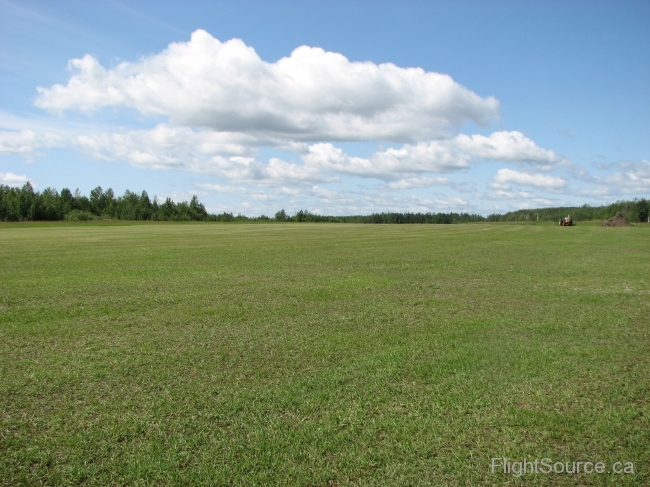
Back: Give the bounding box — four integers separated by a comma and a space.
0, 183, 209, 222
273, 209, 485, 224
486, 198, 649, 223
0, 183, 487, 223
1, 182, 647, 223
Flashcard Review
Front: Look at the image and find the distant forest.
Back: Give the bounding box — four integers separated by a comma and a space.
485, 199, 649, 224
1, 182, 648, 224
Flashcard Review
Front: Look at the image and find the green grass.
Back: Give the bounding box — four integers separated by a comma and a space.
1, 222, 648, 486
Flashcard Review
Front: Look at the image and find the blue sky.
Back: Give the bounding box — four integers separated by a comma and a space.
1, 0, 648, 216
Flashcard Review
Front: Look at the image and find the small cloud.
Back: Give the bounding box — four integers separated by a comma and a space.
489, 168, 567, 190
311, 186, 356, 204
196, 183, 247, 193
457, 131, 565, 167
0, 129, 64, 158
597, 160, 650, 194
280, 186, 301, 195
250, 192, 278, 202
387, 176, 451, 190
0, 171, 30, 187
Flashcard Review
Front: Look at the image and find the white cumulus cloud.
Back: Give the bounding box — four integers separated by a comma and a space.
71, 124, 253, 171
36, 29, 499, 142
601, 160, 650, 195
56, 118, 561, 187
458, 131, 564, 167
0, 129, 63, 155
490, 168, 567, 189
301, 131, 562, 181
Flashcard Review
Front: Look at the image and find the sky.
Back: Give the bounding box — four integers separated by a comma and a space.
1, 0, 648, 216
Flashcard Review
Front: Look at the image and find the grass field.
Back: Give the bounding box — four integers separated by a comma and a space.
1, 222, 648, 486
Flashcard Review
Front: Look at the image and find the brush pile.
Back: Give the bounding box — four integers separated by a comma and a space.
602, 215, 630, 227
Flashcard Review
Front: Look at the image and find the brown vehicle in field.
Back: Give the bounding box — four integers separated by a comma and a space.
559, 215, 573, 226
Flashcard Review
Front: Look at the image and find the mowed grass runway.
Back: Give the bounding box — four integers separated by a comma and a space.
1, 222, 648, 486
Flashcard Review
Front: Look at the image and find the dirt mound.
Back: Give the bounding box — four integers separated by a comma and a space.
603, 215, 630, 227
